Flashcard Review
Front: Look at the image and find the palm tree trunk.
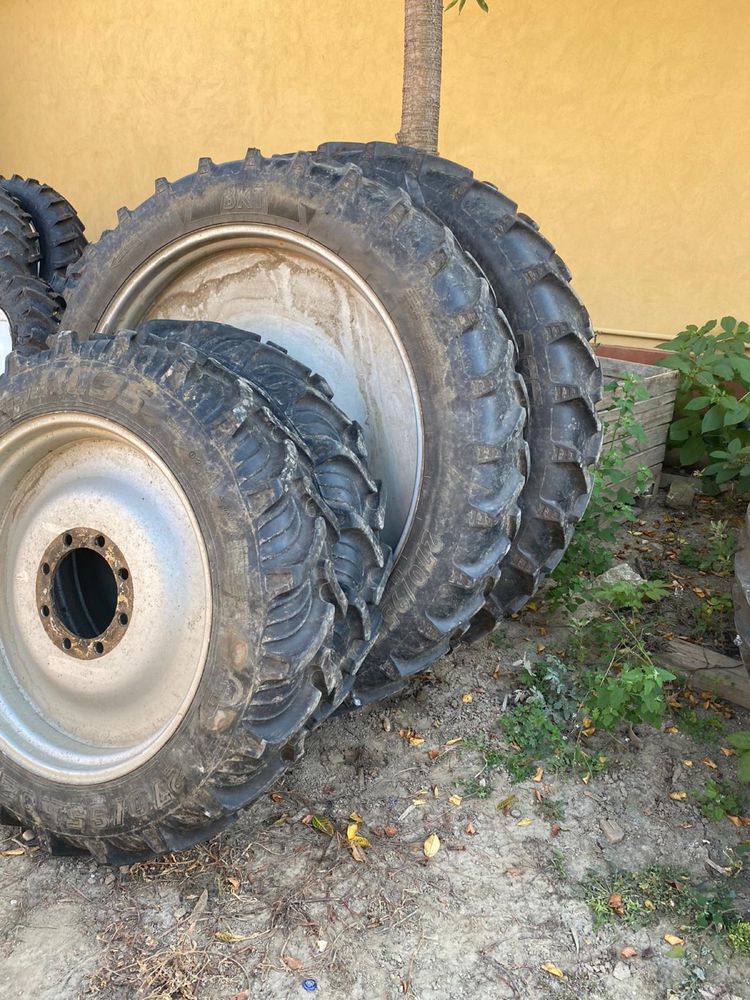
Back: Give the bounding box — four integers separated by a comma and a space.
397, 0, 443, 154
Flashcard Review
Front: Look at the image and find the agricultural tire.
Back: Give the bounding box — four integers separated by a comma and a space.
139, 317, 391, 714
0, 330, 345, 863
0, 175, 86, 288
0, 270, 64, 355
733, 503, 750, 679
317, 141, 602, 625
61, 152, 527, 696
0, 188, 40, 276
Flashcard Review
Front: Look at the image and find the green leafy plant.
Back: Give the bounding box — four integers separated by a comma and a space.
727, 731, 750, 783
659, 316, 750, 491
445, 0, 488, 11
694, 778, 745, 821
675, 709, 725, 744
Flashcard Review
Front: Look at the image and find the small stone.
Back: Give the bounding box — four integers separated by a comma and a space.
382, 715, 392, 733
600, 818, 626, 844
671, 764, 684, 786
612, 961, 631, 981
665, 479, 697, 510
104, 873, 115, 886
21, 829, 35, 842
595, 563, 645, 588
327, 750, 345, 766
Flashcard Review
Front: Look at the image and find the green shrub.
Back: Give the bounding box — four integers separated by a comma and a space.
658, 316, 750, 492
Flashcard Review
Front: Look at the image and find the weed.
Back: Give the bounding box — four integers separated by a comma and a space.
459, 777, 492, 800
727, 731, 750, 782
694, 779, 745, 821
535, 796, 566, 823
679, 521, 737, 575
693, 592, 733, 641
728, 921, 750, 955
550, 848, 568, 881
676, 710, 725, 744
583, 864, 739, 934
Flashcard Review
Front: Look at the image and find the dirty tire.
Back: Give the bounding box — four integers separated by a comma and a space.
0, 330, 345, 864
0, 270, 64, 354
733, 503, 750, 679
0, 175, 86, 288
61, 152, 527, 692
317, 142, 602, 623
139, 318, 391, 716
0, 188, 40, 276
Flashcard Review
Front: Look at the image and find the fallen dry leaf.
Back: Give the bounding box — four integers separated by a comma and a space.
427, 748, 440, 760
670, 791, 688, 801
702, 756, 718, 769
517, 818, 533, 827
448, 794, 462, 806
504, 867, 523, 876
608, 893, 625, 916
282, 955, 304, 971
620, 946, 637, 960
496, 794, 516, 813
350, 842, 366, 862
311, 814, 335, 837
541, 961, 564, 979
550, 823, 562, 837
664, 934, 684, 947
349, 811, 363, 823
721, 747, 737, 757
665, 726, 680, 734
682, 759, 694, 767
423, 833, 440, 858
0, 848, 25, 857
532, 766, 544, 783
270, 792, 284, 802
465, 822, 476, 835
215, 930, 249, 943
384, 825, 398, 837
728, 815, 742, 828
445, 737, 463, 746
462, 693, 473, 704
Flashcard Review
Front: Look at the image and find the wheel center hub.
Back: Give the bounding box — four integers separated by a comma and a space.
36, 527, 133, 659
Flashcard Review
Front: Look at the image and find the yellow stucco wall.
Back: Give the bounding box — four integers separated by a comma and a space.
0, 0, 747, 343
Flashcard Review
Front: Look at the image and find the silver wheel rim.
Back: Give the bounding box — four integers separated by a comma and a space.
97, 225, 424, 555
0, 413, 211, 784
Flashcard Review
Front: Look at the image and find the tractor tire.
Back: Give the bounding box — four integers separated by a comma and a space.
317, 141, 602, 624
0, 175, 86, 288
0, 188, 40, 276
733, 503, 750, 678
138, 317, 391, 715
0, 330, 345, 864
0, 270, 64, 355
61, 152, 527, 690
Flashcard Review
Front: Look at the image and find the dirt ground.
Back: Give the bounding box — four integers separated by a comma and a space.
1, 489, 750, 1000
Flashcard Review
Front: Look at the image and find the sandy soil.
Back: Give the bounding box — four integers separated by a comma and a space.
1, 491, 749, 1000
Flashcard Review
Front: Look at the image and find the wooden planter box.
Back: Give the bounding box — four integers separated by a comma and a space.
596, 356, 679, 490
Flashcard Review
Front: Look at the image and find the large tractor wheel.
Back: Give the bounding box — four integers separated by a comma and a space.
0, 175, 86, 288
0, 331, 344, 863
317, 142, 602, 624
138, 317, 391, 714
0, 188, 40, 276
0, 271, 64, 355
61, 152, 527, 689
733, 504, 750, 678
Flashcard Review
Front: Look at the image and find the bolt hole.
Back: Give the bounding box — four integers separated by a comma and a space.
93, 641, 104, 654
62, 638, 71, 650
118, 612, 128, 626
42, 562, 50, 575
118, 568, 129, 581
95, 535, 105, 548
41, 605, 49, 618
63, 533, 72, 546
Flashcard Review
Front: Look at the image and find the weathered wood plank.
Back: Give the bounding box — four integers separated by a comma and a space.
659, 638, 750, 710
